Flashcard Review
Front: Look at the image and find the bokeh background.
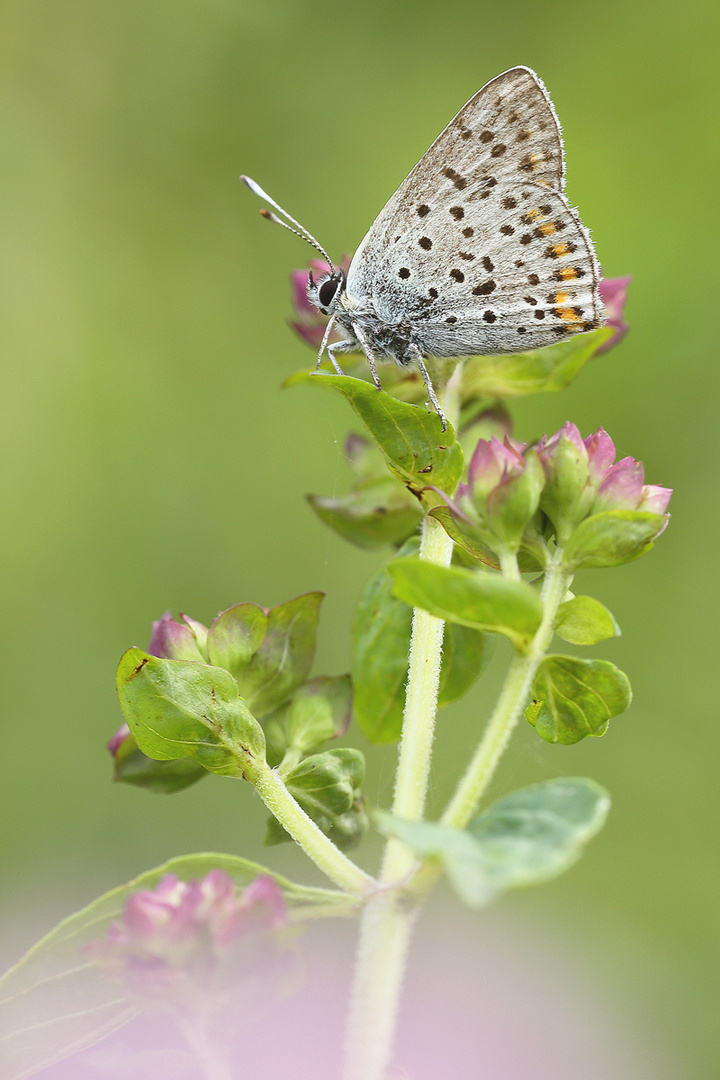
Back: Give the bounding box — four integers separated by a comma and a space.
1, 1, 718, 1076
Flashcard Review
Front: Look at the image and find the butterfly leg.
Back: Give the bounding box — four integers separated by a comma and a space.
406, 344, 447, 431
315, 317, 339, 371
326, 341, 348, 376
350, 321, 384, 392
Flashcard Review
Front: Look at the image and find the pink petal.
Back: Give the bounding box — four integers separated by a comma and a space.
289, 319, 327, 349
467, 439, 499, 490
107, 723, 130, 757
638, 485, 672, 514
290, 269, 315, 316
584, 428, 616, 479
596, 457, 645, 510
597, 276, 632, 355
148, 612, 206, 661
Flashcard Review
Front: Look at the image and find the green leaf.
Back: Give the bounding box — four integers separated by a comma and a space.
555, 595, 620, 645
429, 504, 544, 572
232, 592, 324, 717
0, 854, 353, 1080
352, 541, 489, 742
266, 748, 368, 851
206, 602, 268, 678
284, 674, 353, 755
287, 372, 464, 496
307, 482, 423, 550
116, 650, 266, 776
377, 777, 610, 907
111, 727, 207, 793
563, 510, 667, 569
460, 327, 614, 399
428, 504, 500, 568
525, 654, 632, 744
438, 622, 492, 708
352, 539, 418, 743
389, 558, 543, 651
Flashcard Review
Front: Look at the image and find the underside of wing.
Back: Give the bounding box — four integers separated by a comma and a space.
347, 66, 567, 305
354, 182, 603, 356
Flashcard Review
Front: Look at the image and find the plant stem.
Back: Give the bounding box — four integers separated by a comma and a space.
498, 548, 521, 581
441, 549, 571, 830
252, 762, 374, 895
342, 890, 419, 1080
382, 512, 455, 880
342, 373, 461, 1080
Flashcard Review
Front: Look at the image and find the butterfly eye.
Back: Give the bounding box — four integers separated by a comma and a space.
318, 277, 340, 308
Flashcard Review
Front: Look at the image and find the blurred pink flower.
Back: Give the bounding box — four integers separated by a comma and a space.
86, 871, 287, 1000
598, 276, 632, 353
290, 256, 352, 348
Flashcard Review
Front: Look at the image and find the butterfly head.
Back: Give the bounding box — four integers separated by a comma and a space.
307, 266, 347, 317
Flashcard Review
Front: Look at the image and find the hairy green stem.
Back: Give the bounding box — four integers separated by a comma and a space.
441, 549, 572, 830
382, 512, 455, 881
498, 548, 521, 582
342, 372, 461, 1080
342, 891, 419, 1080
252, 762, 374, 895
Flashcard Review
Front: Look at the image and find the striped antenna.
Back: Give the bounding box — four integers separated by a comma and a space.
240, 176, 335, 269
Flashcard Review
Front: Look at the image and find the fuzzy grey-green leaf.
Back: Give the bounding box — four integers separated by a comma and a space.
377, 777, 610, 907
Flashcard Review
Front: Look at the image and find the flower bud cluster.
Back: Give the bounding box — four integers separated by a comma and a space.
537, 423, 671, 544
444, 422, 671, 568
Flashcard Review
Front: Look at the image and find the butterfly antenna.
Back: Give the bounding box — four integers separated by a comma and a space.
240, 175, 335, 269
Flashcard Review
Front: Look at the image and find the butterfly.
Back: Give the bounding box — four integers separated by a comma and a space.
243, 66, 603, 429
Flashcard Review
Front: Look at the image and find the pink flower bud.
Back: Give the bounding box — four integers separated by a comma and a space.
107, 722, 131, 758
535, 424, 672, 526
637, 484, 673, 514
594, 457, 645, 513
147, 611, 207, 662
461, 436, 526, 502
583, 427, 616, 481
537, 421, 587, 465
536, 423, 592, 541
597, 276, 632, 354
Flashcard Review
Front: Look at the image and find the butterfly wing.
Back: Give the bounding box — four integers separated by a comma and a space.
345, 67, 602, 355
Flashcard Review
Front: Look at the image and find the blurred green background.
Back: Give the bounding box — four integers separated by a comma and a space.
1, 0, 718, 1075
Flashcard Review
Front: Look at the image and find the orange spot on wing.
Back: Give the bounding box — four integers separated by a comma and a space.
558, 307, 581, 322
559, 266, 579, 280
538, 222, 556, 235
553, 291, 570, 304
550, 242, 571, 257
